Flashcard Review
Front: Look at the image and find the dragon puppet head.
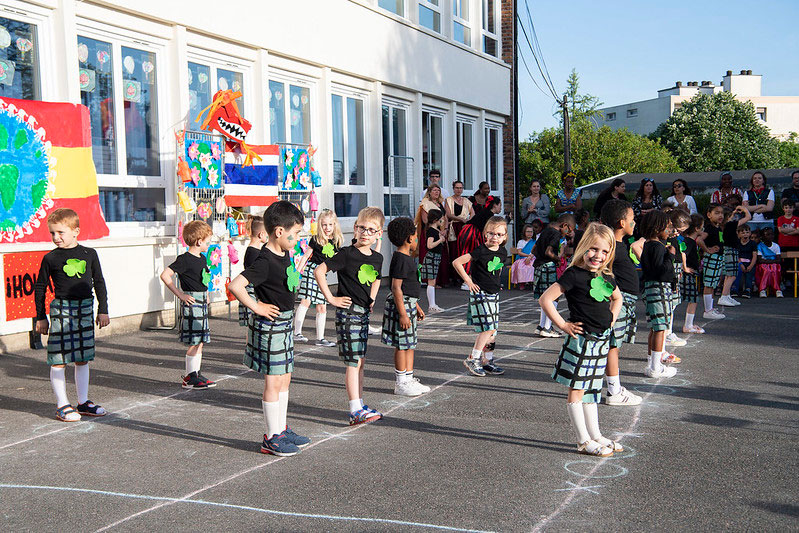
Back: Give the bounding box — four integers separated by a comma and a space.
195, 90, 260, 165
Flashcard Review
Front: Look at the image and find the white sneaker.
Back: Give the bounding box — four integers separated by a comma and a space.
645, 365, 677, 378
604, 387, 643, 406
394, 378, 431, 396
428, 305, 444, 314
718, 295, 740, 307
294, 333, 309, 343
540, 328, 562, 338
759, 290, 767, 298
776, 290, 784, 298
665, 333, 687, 347
460, 283, 470, 291
368, 324, 381, 335
702, 308, 726, 319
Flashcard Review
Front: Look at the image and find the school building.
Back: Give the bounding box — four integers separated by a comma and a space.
0, 0, 515, 348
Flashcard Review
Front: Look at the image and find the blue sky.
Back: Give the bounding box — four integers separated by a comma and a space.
518, 0, 799, 138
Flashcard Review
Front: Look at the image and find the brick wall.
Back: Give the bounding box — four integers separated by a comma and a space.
501, 0, 517, 227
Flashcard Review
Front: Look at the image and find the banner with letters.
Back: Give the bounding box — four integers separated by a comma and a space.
4, 251, 54, 320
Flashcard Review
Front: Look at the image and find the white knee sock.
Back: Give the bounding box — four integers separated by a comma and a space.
75, 364, 89, 405
606, 374, 621, 396
651, 351, 664, 371
567, 401, 591, 444
263, 400, 281, 439
703, 294, 713, 312
278, 390, 289, 432
186, 353, 201, 375
427, 285, 436, 308
295, 304, 309, 333
315, 312, 326, 340
685, 312, 694, 329
539, 309, 547, 328
582, 402, 603, 440
50, 366, 69, 408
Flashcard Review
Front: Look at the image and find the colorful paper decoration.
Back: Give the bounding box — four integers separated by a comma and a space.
0, 59, 15, 86
0, 26, 11, 49
218, 77, 228, 91
78, 68, 95, 93
177, 190, 196, 213
177, 159, 190, 182
96, 50, 110, 71
292, 94, 299, 108
183, 137, 225, 190
232, 80, 241, 92
206, 244, 223, 292
4, 251, 55, 320
215, 195, 226, 213
142, 61, 154, 81
280, 147, 311, 191
123, 80, 141, 103
77, 43, 88, 62
189, 90, 197, 109
196, 202, 212, 220
123, 55, 135, 74
188, 68, 193, 85
198, 72, 208, 85
224, 145, 279, 206
226, 216, 238, 237
308, 190, 319, 211
15, 37, 32, 53
227, 241, 239, 263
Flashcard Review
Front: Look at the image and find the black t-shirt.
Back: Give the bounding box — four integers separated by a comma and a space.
242, 247, 296, 312
324, 246, 383, 308
557, 266, 616, 335
34, 245, 109, 320
426, 227, 444, 254
640, 240, 674, 282
533, 227, 561, 267
389, 252, 421, 299
169, 252, 209, 292
612, 240, 639, 295
243, 245, 262, 269
782, 187, 799, 207
683, 236, 700, 271
572, 228, 585, 249
738, 240, 758, 261
470, 244, 508, 294
309, 238, 338, 265
703, 222, 724, 252
723, 220, 741, 249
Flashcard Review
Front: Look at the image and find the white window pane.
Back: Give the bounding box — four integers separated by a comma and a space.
268, 80, 285, 143
188, 62, 211, 131
79, 35, 117, 175
121, 46, 160, 176
0, 16, 40, 101
378, 0, 403, 16
346, 97, 364, 186
419, 5, 441, 32
454, 22, 470, 45
331, 94, 344, 185
289, 84, 310, 144
217, 68, 243, 108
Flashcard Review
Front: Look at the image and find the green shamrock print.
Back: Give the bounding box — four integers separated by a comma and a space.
322, 242, 335, 258
487, 256, 503, 273
679, 241, 687, 253
201, 269, 211, 286
286, 265, 301, 292
628, 246, 640, 265
589, 276, 614, 302
417, 264, 422, 282
357, 264, 378, 285
719, 232, 724, 244
62, 259, 86, 278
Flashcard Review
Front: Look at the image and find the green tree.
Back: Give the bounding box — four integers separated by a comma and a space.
652, 92, 780, 172
778, 132, 799, 168
554, 68, 603, 123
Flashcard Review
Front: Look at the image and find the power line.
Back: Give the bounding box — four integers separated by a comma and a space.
523, 0, 558, 98
518, 46, 558, 101
516, 14, 559, 102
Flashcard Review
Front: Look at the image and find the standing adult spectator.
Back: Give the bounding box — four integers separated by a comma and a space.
470, 181, 491, 214
667, 179, 698, 214
420, 169, 450, 202
416, 185, 449, 286
781, 170, 799, 208
521, 179, 551, 225
445, 181, 474, 285
553, 171, 582, 214
742, 171, 775, 231
457, 196, 502, 285
710, 172, 743, 204
631, 178, 663, 223
592, 178, 627, 218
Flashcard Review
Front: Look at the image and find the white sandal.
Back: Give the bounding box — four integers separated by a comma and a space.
577, 440, 613, 457
594, 436, 623, 452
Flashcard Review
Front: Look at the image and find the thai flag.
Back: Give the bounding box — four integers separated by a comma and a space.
224, 144, 280, 206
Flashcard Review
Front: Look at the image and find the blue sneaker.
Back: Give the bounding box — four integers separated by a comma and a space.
362, 404, 383, 420
284, 427, 310, 448
349, 407, 382, 426
260, 433, 300, 456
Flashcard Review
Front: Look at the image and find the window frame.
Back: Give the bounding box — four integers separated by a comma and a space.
267, 69, 316, 146
606, 112, 616, 121
331, 87, 369, 220
422, 107, 445, 190
418, 0, 442, 33
186, 48, 253, 134
626, 108, 638, 118
377, 0, 405, 18
382, 98, 414, 219
484, 122, 502, 193
452, 0, 472, 47
0, 3, 54, 101
480, 0, 500, 57
456, 116, 476, 191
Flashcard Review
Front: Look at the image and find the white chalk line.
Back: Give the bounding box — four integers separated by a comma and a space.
0, 483, 493, 533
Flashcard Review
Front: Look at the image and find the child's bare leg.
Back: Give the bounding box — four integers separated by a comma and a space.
606, 347, 619, 377
345, 359, 363, 401
473, 330, 495, 353
721, 275, 735, 297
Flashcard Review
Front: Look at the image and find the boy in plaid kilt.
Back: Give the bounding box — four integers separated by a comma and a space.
540, 223, 623, 457
698, 204, 727, 320
453, 215, 509, 377
680, 214, 706, 334
294, 209, 342, 347
533, 214, 575, 337
421, 209, 446, 313
599, 199, 643, 406
35, 208, 110, 422
239, 216, 266, 326
382, 217, 428, 396
228, 201, 311, 457
639, 211, 679, 378
718, 203, 751, 307
160, 220, 216, 390
316, 207, 385, 426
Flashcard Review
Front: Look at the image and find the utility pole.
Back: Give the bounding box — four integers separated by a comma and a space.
562, 95, 572, 173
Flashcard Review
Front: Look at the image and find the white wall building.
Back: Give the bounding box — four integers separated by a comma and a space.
0, 0, 511, 346
598, 70, 799, 140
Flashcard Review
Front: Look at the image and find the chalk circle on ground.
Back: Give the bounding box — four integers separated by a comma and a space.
564, 460, 629, 479
633, 384, 677, 395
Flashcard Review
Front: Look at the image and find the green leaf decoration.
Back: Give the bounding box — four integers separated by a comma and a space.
417, 264, 422, 282
589, 275, 614, 302
286, 264, 300, 292
322, 242, 335, 258
63, 258, 86, 278
719, 232, 724, 244
487, 256, 503, 273
628, 246, 640, 265
0, 124, 8, 150
201, 269, 211, 286
31, 179, 48, 207
0, 164, 19, 211
679, 241, 687, 253
357, 263, 378, 285
13, 128, 27, 150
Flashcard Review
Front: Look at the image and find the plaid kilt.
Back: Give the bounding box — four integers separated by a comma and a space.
297, 261, 326, 304
179, 291, 210, 346
680, 272, 700, 304
466, 291, 500, 332
610, 291, 638, 348
46, 298, 95, 365
533, 262, 558, 298
723, 248, 740, 277
381, 295, 419, 350
244, 310, 294, 375
335, 304, 370, 367
238, 284, 257, 326
671, 262, 682, 309
551, 328, 611, 403
643, 281, 671, 332
420, 251, 441, 281
703, 252, 723, 289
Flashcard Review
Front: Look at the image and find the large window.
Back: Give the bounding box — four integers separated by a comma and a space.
485, 125, 501, 191
78, 28, 165, 223
481, 0, 499, 56
382, 102, 412, 218
332, 93, 366, 218
268, 78, 311, 145
419, 0, 441, 32
453, 0, 471, 46
456, 120, 474, 190
0, 15, 41, 101
422, 110, 443, 190
378, 0, 404, 16
187, 58, 245, 131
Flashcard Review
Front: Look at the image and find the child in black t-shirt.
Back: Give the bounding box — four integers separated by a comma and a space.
453, 215, 509, 377
697, 203, 726, 320
718, 205, 751, 307
540, 223, 623, 457
239, 215, 266, 327
382, 217, 429, 396
735, 224, 758, 298
34, 208, 110, 422
681, 214, 705, 334
228, 201, 310, 456
533, 214, 576, 337
316, 207, 385, 426
420, 209, 446, 313
295, 209, 342, 347
664, 209, 691, 351
160, 220, 215, 390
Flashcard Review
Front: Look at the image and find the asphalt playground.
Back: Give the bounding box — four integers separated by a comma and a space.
1, 287, 797, 532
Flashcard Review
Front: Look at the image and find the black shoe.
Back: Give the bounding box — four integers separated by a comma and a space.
741, 290, 751, 299
482, 362, 505, 375
182, 371, 216, 389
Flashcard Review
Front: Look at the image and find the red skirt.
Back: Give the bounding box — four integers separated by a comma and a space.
457, 223, 484, 274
